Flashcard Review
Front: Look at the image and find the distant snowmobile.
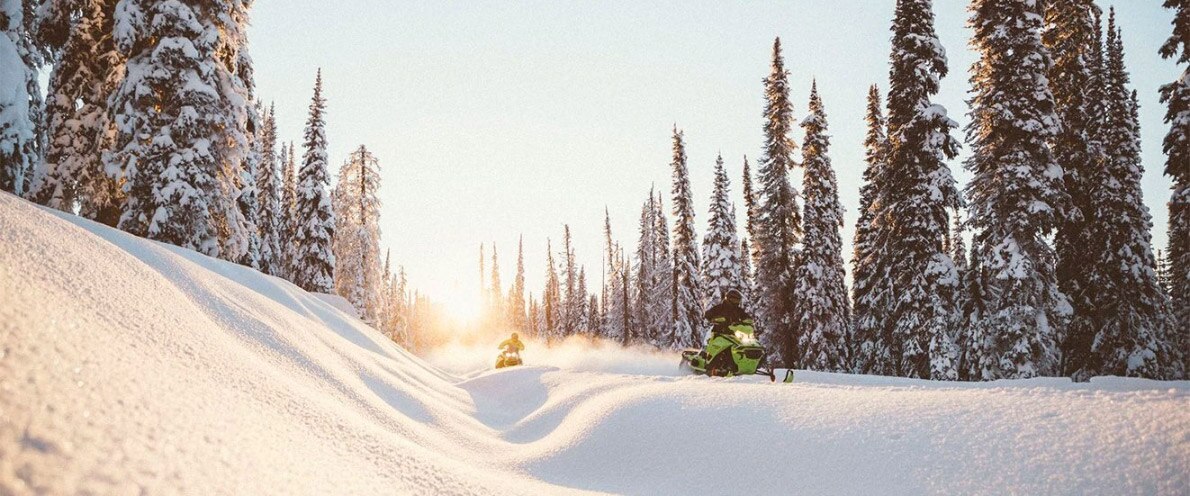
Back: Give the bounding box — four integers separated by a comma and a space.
495, 333, 525, 369
495, 349, 522, 369
679, 319, 792, 383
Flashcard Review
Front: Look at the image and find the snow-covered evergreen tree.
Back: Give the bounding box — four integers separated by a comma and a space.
851, 84, 892, 374
291, 70, 335, 293
1044, 0, 1104, 378
793, 83, 850, 372
378, 251, 411, 346
576, 266, 590, 333
1076, 16, 1177, 380
963, 0, 1068, 381
390, 265, 412, 347
877, 0, 961, 378
701, 154, 741, 309
561, 225, 581, 337
741, 156, 760, 285
542, 239, 562, 343
29, 0, 124, 224
651, 196, 674, 347
754, 38, 802, 367
332, 145, 383, 324
280, 141, 297, 279
633, 191, 657, 343
0, 0, 42, 196
739, 158, 758, 315
256, 104, 283, 276
110, 0, 226, 255
600, 208, 615, 338
508, 235, 527, 332
669, 127, 702, 349
1159, 0, 1189, 378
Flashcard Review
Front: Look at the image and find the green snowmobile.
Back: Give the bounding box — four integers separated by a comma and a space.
679, 319, 793, 383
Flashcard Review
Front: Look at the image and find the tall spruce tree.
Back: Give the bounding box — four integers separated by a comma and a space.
950, 209, 972, 375
1159, 0, 1189, 378
669, 127, 702, 349
280, 141, 297, 278
543, 239, 562, 343
741, 156, 760, 281
1045, 0, 1104, 378
257, 104, 283, 276
0, 0, 42, 196
634, 191, 657, 343
509, 236, 527, 332
291, 70, 335, 293
332, 145, 383, 324
963, 0, 1068, 381
561, 225, 580, 337
754, 38, 802, 367
794, 83, 850, 372
651, 195, 675, 347
600, 207, 615, 338
604, 245, 625, 342
618, 249, 632, 346
1077, 16, 1178, 379
29, 0, 124, 224
851, 84, 892, 374
110, 0, 225, 255
701, 154, 742, 308
740, 157, 759, 314
880, 0, 961, 378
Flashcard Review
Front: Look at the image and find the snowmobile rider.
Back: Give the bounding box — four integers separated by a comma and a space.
704, 289, 751, 337
498, 333, 525, 354
700, 289, 753, 372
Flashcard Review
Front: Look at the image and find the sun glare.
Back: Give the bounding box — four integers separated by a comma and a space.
442, 292, 483, 326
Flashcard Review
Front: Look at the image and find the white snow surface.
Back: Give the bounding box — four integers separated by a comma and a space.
1, 192, 1187, 495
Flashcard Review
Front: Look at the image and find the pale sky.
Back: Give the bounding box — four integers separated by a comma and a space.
249, 1, 1179, 320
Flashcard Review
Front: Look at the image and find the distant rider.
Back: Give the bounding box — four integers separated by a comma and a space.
498, 332, 525, 354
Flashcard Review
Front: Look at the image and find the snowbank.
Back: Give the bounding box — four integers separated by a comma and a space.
2, 192, 1187, 495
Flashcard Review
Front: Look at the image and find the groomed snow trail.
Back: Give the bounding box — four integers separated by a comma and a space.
2, 192, 1187, 495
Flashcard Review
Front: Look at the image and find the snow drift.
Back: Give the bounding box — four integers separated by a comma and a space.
1, 192, 1187, 495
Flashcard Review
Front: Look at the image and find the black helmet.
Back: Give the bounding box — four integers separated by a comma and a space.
725, 289, 743, 303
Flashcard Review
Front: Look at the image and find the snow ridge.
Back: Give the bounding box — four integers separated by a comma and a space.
1, 192, 1186, 495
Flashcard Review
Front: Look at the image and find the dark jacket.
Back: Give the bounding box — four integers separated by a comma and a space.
703, 301, 750, 335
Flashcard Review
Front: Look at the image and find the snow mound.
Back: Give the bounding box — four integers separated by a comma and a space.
2, 192, 1188, 495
